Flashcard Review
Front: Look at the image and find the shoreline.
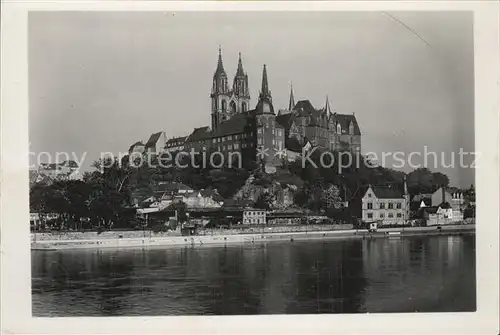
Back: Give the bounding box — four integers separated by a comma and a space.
31, 224, 475, 251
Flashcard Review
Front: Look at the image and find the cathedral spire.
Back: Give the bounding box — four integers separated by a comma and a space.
288, 83, 295, 110
259, 64, 271, 101
214, 45, 225, 76
232, 52, 249, 98
236, 52, 245, 76
325, 95, 332, 115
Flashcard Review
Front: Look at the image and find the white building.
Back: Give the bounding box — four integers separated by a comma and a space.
361, 177, 410, 226
243, 209, 267, 225
145, 131, 167, 155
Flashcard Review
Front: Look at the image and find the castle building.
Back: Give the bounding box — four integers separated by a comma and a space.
129, 48, 362, 169
276, 91, 361, 153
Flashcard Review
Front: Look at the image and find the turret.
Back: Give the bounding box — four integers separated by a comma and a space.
288, 83, 295, 110
259, 64, 272, 103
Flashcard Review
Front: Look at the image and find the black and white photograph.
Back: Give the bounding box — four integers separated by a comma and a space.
1, 1, 499, 334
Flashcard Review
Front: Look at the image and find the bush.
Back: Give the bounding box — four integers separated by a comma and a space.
152, 223, 168, 233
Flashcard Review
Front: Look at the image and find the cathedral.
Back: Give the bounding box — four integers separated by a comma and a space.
132, 48, 362, 169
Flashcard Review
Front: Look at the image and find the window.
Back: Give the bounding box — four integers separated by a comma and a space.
388, 202, 394, 209
258, 138, 263, 145
272, 139, 275, 145
396, 202, 402, 209
222, 100, 227, 112
228, 135, 232, 140
367, 213, 373, 219
242, 143, 246, 148
272, 128, 275, 135
367, 202, 373, 209
388, 213, 394, 218
257, 128, 263, 134
223, 145, 226, 151
230, 101, 237, 115
380, 203, 385, 209
228, 144, 232, 150
380, 213, 384, 218
212, 139, 216, 143
397, 213, 402, 218
234, 143, 239, 149
368, 193, 372, 198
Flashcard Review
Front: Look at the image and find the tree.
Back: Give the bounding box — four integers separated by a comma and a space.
321, 184, 343, 209
170, 201, 188, 224
255, 192, 274, 210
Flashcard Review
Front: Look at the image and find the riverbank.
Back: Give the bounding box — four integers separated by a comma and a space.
31, 224, 475, 251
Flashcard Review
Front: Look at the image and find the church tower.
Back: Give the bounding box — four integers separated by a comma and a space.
230, 52, 250, 114
288, 83, 295, 110
259, 64, 272, 103
211, 47, 231, 131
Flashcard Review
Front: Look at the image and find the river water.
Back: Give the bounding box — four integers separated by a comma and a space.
32, 234, 476, 316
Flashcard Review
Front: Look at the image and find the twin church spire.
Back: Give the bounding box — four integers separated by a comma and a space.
212, 46, 249, 98
211, 47, 251, 131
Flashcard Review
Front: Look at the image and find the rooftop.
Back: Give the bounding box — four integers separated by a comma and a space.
370, 185, 404, 199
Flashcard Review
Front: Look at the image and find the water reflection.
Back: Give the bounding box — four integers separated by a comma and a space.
32, 234, 476, 316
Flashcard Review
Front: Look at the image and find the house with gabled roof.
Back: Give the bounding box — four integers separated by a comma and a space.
361, 178, 410, 226
165, 136, 187, 153
144, 131, 167, 155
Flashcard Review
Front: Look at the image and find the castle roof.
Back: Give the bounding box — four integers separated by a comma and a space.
212, 113, 254, 137
145, 132, 164, 149
293, 100, 318, 117
186, 127, 211, 142
332, 113, 361, 135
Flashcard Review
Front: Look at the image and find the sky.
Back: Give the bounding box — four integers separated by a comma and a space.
28, 11, 475, 188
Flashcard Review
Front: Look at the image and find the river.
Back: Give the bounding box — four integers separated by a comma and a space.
32, 233, 476, 316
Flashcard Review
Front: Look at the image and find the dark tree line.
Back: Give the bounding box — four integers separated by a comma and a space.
30, 149, 456, 230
